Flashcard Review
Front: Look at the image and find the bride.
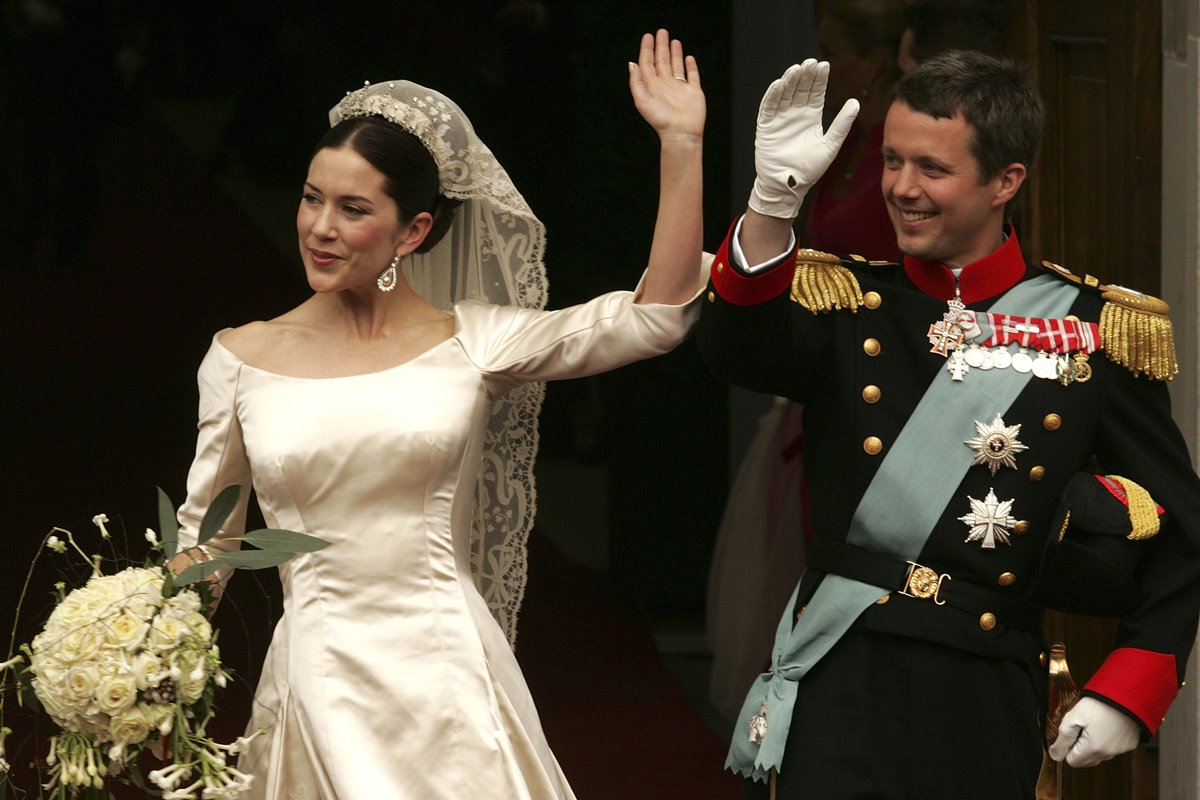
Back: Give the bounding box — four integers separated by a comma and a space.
171, 29, 707, 799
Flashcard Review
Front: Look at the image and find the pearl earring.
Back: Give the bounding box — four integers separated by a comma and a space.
377, 254, 401, 292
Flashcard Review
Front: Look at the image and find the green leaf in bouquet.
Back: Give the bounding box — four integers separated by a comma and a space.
157, 486, 180, 560
214, 550, 308, 570
198, 484, 243, 545
241, 528, 331, 553
174, 559, 226, 587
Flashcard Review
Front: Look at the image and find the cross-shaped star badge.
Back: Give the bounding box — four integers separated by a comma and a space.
959, 489, 1017, 549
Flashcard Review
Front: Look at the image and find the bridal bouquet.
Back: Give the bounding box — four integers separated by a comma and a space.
0, 486, 327, 799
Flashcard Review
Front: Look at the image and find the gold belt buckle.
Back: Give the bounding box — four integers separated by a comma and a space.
900, 561, 951, 605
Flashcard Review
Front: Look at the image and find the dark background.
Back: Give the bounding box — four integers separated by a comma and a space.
0, 0, 735, 793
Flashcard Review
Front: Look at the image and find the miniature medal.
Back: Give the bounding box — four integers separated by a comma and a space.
1011, 347, 1033, 373
960, 489, 1017, 549
964, 415, 1028, 476
1032, 351, 1059, 380
748, 702, 769, 745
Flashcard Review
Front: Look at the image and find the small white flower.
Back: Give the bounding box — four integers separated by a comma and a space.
145, 527, 160, 546
92, 514, 111, 539
46, 535, 67, 553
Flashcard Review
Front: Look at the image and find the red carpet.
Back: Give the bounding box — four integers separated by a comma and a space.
520, 533, 740, 798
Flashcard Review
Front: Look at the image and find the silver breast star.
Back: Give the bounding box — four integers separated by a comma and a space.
960, 488, 1017, 550
964, 414, 1028, 476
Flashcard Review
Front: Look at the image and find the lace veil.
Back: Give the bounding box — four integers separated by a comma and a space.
329, 81, 548, 647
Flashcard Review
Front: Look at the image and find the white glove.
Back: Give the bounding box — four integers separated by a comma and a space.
1048, 697, 1141, 767
748, 59, 860, 219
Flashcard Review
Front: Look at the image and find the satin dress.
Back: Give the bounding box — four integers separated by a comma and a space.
175, 280, 703, 800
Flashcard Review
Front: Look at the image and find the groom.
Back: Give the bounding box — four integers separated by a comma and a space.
697, 51, 1200, 799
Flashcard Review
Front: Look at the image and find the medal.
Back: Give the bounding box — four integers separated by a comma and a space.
748, 701, 769, 745
1011, 348, 1033, 373
959, 488, 1017, 550
946, 350, 969, 381
928, 291, 969, 356
964, 414, 1028, 476
1032, 351, 1059, 380
990, 347, 1011, 369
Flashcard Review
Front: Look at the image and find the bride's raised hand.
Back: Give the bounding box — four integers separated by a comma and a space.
628, 29, 705, 143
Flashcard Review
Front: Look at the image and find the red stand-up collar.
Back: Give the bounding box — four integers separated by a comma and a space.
902, 226, 1026, 304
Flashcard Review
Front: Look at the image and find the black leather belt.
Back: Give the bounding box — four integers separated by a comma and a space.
806, 537, 1044, 633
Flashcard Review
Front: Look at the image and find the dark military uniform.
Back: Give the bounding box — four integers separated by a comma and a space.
697, 221, 1200, 799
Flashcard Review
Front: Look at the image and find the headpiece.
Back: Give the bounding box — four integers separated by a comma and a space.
329, 81, 549, 646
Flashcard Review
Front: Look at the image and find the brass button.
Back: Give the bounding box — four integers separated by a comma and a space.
979, 612, 997, 631
875, 594, 890, 605
998, 572, 1017, 587
1064, 314, 1080, 322
796, 605, 807, 620
1043, 413, 1062, 431
1029, 465, 1046, 482
863, 338, 881, 356
1039, 651, 1047, 667
716, 261, 725, 274
863, 291, 882, 310
862, 385, 881, 404
1013, 520, 1030, 535
706, 290, 715, 303
863, 436, 884, 455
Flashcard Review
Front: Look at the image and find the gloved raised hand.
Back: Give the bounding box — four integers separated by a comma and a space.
748, 59, 860, 220
1048, 697, 1141, 768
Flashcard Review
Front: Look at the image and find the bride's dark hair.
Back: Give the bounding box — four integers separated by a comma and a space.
315, 117, 461, 254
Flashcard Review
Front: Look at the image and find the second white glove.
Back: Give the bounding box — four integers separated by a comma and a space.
748, 59, 860, 220
1047, 697, 1141, 768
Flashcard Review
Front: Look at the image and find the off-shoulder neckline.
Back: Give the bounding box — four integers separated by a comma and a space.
210, 314, 463, 381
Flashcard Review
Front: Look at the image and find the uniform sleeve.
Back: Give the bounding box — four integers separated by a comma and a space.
174, 336, 253, 587
695, 218, 833, 402
1083, 366, 1200, 735
456, 256, 711, 396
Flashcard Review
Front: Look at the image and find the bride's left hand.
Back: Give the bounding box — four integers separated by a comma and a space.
628, 29, 705, 142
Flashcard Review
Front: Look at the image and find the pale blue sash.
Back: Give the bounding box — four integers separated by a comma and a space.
728, 274, 1078, 781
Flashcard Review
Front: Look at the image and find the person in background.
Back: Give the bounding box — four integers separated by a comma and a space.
898, 0, 1008, 72
803, 0, 906, 262
707, 1, 905, 723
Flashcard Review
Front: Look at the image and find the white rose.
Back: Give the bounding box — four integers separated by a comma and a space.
42, 623, 103, 665
33, 676, 80, 726
103, 612, 151, 652
131, 651, 166, 691
64, 664, 101, 701
149, 615, 184, 652
109, 703, 155, 750
183, 612, 213, 645
167, 590, 202, 616
94, 670, 138, 716
174, 651, 209, 705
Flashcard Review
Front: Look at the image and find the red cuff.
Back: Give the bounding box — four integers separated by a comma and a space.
1083, 647, 1179, 735
710, 219, 795, 307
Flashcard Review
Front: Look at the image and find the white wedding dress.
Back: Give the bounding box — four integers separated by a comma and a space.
174, 276, 704, 800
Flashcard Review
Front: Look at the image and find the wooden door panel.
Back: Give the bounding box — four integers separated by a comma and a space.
1012, 1, 1163, 799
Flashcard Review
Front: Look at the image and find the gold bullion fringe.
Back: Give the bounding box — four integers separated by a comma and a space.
1099, 298, 1178, 381
789, 249, 862, 313
1107, 475, 1161, 540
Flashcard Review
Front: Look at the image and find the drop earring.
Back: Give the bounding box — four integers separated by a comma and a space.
377, 254, 400, 292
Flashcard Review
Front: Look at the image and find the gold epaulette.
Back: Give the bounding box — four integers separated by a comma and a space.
790, 249, 863, 313
1105, 475, 1161, 540
1040, 260, 1178, 381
